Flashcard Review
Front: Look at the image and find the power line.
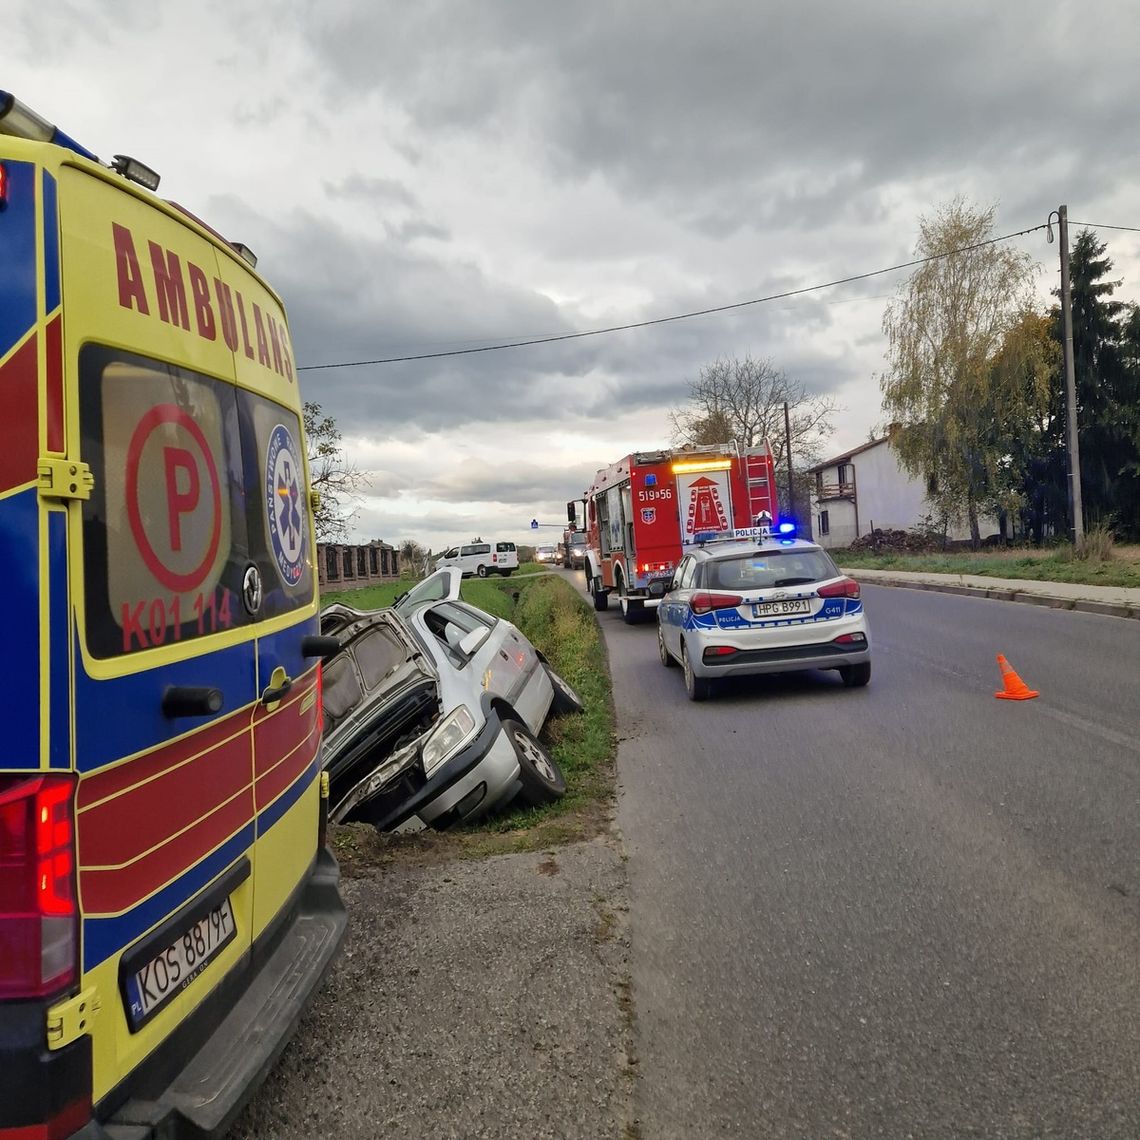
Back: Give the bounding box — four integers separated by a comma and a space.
1071, 221, 1140, 234
297, 222, 1049, 372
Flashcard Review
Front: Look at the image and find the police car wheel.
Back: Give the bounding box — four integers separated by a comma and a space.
681, 642, 711, 701
504, 720, 567, 806
839, 661, 871, 688
546, 666, 585, 715
658, 622, 676, 667
477, 564, 488, 578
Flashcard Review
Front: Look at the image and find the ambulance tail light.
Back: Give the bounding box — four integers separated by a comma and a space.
0, 774, 78, 1000
817, 577, 861, 600
689, 591, 744, 615
0, 162, 8, 208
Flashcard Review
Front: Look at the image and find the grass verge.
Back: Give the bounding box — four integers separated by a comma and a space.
837, 544, 1140, 589
327, 573, 616, 872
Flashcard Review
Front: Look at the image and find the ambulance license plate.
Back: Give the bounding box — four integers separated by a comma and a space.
125, 898, 236, 1027
753, 599, 811, 617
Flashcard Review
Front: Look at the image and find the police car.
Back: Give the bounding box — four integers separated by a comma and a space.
656, 525, 871, 700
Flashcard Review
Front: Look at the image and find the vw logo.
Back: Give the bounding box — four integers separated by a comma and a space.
242, 564, 264, 615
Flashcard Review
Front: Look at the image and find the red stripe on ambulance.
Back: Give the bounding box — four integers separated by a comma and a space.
78, 733, 252, 867
0, 335, 38, 493
78, 790, 255, 915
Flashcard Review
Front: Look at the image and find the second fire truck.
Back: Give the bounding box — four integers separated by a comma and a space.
576, 441, 780, 622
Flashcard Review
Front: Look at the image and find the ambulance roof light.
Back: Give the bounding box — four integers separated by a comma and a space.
0, 90, 100, 163
111, 154, 161, 192
229, 242, 258, 268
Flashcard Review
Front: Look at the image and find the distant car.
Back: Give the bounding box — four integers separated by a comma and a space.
319, 568, 583, 830
656, 533, 871, 700
563, 531, 588, 569
534, 544, 558, 564
434, 540, 516, 577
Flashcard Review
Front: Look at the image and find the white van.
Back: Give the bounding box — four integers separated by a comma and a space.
435, 540, 518, 577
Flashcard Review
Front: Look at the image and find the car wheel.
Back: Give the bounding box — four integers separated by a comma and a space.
590, 574, 609, 612
617, 574, 644, 625
477, 564, 488, 578
839, 661, 871, 688
503, 719, 567, 806
657, 620, 676, 667
681, 641, 711, 701
545, 665, 585, 715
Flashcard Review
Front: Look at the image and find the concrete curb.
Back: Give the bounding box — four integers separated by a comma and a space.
840, 572, 1140, 621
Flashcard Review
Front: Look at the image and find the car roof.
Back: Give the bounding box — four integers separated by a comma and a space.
688, 536, 823, 560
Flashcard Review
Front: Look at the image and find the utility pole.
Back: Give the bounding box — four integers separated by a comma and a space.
1056, 205, 1085, 545
783, 400, 793, 520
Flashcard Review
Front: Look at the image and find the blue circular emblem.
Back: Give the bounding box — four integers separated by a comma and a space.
265, 424, 306, 587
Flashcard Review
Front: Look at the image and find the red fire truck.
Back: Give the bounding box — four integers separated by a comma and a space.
578, 442, 779, 622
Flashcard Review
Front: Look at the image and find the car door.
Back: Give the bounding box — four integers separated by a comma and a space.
663, 556, 694, 657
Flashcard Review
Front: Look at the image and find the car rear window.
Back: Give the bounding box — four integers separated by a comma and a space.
495, 542, 515, 553
702, 549, 840, 590
78, 344, 314, 658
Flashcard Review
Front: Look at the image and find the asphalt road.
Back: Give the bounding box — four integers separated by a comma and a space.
605, 582, 1140, 1139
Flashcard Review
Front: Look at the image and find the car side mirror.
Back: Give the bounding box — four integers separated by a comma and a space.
458, 628, 490, 655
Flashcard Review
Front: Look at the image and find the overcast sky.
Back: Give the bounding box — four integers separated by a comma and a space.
10, 0, 1140, 549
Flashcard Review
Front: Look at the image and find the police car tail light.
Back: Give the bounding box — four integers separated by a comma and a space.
834, 632, 867, 644
703, 645, 738, 662
817, 577, 860, 600
0, 774, 78, 999
690, 591, 744, 615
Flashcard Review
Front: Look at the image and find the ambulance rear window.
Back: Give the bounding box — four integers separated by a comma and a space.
79, 345, 314, 658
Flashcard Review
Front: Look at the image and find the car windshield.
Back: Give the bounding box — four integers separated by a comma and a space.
702, 548, 839, 590
570, 534, 586, 547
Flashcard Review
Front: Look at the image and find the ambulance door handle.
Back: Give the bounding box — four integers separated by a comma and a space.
163, 686, 225, 719
261, 677, 294, 705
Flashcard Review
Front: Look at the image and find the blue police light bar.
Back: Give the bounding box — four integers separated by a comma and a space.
777, 521, 796, 536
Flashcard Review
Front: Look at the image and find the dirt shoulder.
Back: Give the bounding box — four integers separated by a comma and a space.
230, 836, 632, 1140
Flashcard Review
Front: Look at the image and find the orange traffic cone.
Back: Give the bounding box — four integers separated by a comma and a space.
994, 654, 1039, 701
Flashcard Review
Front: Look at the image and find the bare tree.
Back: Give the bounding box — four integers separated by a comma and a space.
880, 199, 1039, 546
304, 401, 366, 543
669, 354, 838, 471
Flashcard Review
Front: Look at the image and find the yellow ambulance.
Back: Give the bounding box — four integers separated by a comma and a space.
0, 91, 345, 1139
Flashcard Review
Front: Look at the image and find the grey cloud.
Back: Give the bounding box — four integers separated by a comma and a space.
325, 174, 419, 209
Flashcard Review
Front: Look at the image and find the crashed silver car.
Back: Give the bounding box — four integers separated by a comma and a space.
318, 568, 583, 831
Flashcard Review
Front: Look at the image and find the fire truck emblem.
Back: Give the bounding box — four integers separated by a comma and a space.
641, 507, 656, 525
685, 476, 728, 535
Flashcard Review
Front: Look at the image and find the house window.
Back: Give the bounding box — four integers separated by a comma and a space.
815, 471, 823, 496
837, 463, 851, 487
819, 510, 830, 536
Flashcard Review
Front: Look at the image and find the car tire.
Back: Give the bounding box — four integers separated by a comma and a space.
477, 564, 488, 578
681, 641, 711, 701
590, 575, 609, 612
617, 573, 644, 625
545, 665, 585, 715
839, 661, 871, 688
504, 719, 567, 806
657, 621, 676, 667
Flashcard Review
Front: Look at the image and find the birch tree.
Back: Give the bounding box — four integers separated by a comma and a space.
880, 200, 1039, 545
